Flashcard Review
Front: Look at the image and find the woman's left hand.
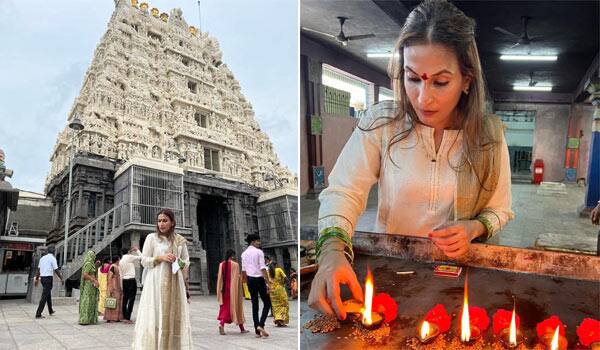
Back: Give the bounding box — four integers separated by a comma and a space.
429, 220, 485, 258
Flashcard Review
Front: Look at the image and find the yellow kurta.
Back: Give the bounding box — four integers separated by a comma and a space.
269, 267, 289, 325
97, 268, 108, 313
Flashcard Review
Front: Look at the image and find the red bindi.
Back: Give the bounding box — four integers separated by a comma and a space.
420, 73, 429, 80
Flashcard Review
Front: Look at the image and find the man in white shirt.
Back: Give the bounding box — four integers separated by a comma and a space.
120, 246, 142, 324
34, 246, 63, 319
241, 234, 271, 338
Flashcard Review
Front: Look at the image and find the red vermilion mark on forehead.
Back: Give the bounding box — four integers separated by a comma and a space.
420, 73, 429, 80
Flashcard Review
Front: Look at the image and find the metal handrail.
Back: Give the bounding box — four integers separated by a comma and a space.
55, 203, 124, 267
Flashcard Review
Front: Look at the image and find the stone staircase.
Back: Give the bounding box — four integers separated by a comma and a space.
55, 204, 127, 280
52, 203, 207, 295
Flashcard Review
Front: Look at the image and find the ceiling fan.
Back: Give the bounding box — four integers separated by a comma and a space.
301, 16, 375, 46
494, 16, 544, 48
528, 71, 538, 87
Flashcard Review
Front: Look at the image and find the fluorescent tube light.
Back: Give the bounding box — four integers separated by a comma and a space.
500, 55, 557, 61
513, 86, 553, 91
367, 53, 393, 58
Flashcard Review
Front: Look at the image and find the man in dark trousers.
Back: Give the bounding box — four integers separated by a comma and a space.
120, 246, 142, 324
241, 234, 271, 338
34, 246, 63, 319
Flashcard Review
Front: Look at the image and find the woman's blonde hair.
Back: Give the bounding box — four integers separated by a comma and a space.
364, 0, 499, 183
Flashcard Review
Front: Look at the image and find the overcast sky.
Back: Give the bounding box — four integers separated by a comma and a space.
0, 0, 298, 193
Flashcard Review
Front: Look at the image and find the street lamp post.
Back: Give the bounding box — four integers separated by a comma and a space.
62, 116, 84, 273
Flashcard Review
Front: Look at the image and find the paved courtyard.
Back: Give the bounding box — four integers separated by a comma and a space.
0, 296, 298, 350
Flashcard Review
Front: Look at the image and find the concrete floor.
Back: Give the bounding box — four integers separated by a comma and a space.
0, 295, 298, 350
301, 182, 598, 253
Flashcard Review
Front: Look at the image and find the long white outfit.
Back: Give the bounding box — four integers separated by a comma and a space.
319, 112, 514, 238
132, 233, 192, 350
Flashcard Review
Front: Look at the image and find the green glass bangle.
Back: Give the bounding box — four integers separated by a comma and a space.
315, 227, 354, 264
475, 215, 494, 240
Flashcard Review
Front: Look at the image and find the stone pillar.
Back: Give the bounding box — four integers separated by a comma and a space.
98, 191, 105, 215
303, 55, 324, 196
52, 199, 61, 228
288, 245, 298, 272
188, 192, 200, 243
184, 191, 191, 228
275, 248, 284, 268
584, 81, 600, 210
199, 248, 208, 295
77, 187, 84, 218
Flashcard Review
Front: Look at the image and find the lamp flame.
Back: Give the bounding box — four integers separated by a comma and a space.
509, 305, 517, 346
421, 321, 430, 340
550, 326, 559, 350
362, 269, 374, 326
460, 274, 470, 342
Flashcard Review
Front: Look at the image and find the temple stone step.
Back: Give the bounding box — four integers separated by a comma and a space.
536, 181, 567, 196
535, 232, 597, 255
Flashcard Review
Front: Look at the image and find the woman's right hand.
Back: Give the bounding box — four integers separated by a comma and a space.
93, 279, 99, 288
160, 254, 176, 263
307, 245, 363, 320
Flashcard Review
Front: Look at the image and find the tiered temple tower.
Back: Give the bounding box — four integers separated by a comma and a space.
45, 0, 297, 295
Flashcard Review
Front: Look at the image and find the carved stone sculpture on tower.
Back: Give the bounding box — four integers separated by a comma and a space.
47, 2, 295, 191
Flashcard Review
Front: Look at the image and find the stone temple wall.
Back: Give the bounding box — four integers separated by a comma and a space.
47, 0, 296, 192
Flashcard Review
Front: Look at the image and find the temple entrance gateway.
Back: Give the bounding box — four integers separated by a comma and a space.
197, 194, 229, 294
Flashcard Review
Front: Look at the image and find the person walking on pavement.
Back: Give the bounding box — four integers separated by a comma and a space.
34, 246, 63, 319
120, 246, 142, 324
241, 234, 271, 338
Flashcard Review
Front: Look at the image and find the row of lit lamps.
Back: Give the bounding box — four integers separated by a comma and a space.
367, 53, 557, 92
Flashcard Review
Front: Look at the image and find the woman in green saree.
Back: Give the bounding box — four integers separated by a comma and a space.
79, 250, 99, 325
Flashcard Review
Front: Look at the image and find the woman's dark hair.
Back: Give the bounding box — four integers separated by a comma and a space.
102, 257, 110, 264
268, 260, 278, 279
156, 208, 176, 242
221, 249, 237, 295
362, 0, 498, 187
223, 249, 236, 261
112, 256, 120, 264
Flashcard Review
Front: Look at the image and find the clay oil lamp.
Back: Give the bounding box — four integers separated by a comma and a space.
498, 304, 524, 349
419, 304, 451, 344
361, 269, 383, 330
460, 274, 482, 345
341, 298, 363, 323
537, 316, 568, 350
419, 320, 440, 344
545, 326, 568, 350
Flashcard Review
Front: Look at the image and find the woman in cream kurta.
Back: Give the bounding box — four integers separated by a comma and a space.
309, 0, 515, 322
318, 111, 514, 238
132, 210, 192, 350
